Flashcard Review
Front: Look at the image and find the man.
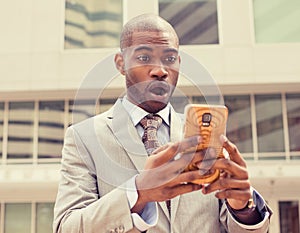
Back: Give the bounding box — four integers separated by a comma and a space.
53, 14, 271, 233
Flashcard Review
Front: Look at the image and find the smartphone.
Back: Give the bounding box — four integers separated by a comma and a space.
182, 104, 228, 184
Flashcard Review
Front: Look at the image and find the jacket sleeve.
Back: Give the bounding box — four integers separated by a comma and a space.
219, 192, 272, 233
53, 126, 138, 233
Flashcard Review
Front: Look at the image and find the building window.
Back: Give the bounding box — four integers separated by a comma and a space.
69, 99, 97, 125
64, 0, 123, 49
1, 91, 300, 164
159, 0, 219, 45
225, 95, 253, 156
7, 102, 34, 160
170, 96, 190, 114
286, 93, 300, 154
255, 94, 285, 156
4, 203, 31, 233
36, 203, 55, 233
38, 101, 65, 159
1, 202, 54, 233
253, 0, 300, 43
192, 95, 221, 105
99, 98, 117, 113
0, 102, 4, 159
279, 201, 299, 233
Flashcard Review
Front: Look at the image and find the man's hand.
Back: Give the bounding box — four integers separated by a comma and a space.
202, 135, 251, 210
132, 136, 206, 214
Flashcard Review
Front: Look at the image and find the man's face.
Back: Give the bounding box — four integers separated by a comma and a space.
120, 31, 180, 113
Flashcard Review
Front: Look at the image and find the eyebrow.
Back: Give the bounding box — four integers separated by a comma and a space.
164, 48, 179, 54
134, 46, 178, 54
134, 46, 153, 52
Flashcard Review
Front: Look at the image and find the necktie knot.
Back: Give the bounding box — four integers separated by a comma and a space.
140, 114, 162, 155
140, 114, 162, 130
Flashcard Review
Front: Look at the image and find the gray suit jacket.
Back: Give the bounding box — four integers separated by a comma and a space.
53, 99, 270, 233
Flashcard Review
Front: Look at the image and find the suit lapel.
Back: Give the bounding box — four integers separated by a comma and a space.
155, 107, 184, 221
170, 107, 183, 143
106, 99, 148, 173
169, 108, 184, 224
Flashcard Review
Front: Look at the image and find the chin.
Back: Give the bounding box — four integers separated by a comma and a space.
141, 101, 168, 113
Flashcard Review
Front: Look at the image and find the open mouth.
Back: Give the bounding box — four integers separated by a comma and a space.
147, 81, 170, 97
150, 86, 168, 96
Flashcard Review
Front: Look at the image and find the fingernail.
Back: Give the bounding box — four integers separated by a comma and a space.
220, 134, 228, 143
197, 136, 202, 143
207, 148, 216, 157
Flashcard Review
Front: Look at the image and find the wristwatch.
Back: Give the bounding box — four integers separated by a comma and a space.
225, 188, 256, 211
247, 197, 256, 209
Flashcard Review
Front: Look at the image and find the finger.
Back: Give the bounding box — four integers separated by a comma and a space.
195, 157, 217, 171
150, 136, 201, 166
151, 143, 172, 154
166, 149, 211, 177
174, 169, 212, 184
214, 189, 252, 201
191, 148, 216, 165
176, 136, 202, 154
202, 178, 250, 194
167, 183, 202, 199
211, 159, 249, 179
176, 150, 206, 170
220, 135, 246, 167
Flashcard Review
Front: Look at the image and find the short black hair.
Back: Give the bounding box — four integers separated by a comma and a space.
120, 13, 179, 50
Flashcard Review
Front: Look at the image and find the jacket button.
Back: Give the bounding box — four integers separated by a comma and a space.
115, 225, 125, 233
107, 225, 125, 233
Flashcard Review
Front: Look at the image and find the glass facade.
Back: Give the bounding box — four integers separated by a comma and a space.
225, 95, 253, 155
0, 93, 300, 164
159, 0, 219, 45
64, 0, 123, 49
65, 0, 221, 48
279, 201, 299, 233
253, 0, 300, 43
38, 101, 65, 159
36, 203, 55, 233
0, 98, 117, 164
69, 99, 98, 125
192, 95, 222, 105
286, 94, 300, 154
98, 98, 116, 114
1, 202, 54, 233
7, 102, 34, 160
4, 203, 31, 233
0, 102, 4, 159
255, 94, 284, 155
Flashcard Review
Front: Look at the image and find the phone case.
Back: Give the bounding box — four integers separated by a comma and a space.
183, 104, 228, 184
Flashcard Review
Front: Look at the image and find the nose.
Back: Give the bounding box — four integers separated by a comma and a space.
149, 65, 168, 80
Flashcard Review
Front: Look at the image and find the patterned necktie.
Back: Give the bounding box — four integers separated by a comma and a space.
140, 114, 162, 155
140, 114, 171, 215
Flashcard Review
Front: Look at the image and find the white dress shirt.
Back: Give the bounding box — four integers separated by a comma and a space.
122, 96, 170, 231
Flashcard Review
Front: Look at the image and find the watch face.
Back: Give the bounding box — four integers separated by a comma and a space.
247, 198, 256, 209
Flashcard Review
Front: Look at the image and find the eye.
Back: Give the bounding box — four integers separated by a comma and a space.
137, 55, 150, 63
164, 55, 177, 64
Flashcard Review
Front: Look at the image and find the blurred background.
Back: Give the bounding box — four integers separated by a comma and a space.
0, 0, 300, 232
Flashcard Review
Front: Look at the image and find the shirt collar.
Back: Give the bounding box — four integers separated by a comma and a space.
122, 96, 170, 126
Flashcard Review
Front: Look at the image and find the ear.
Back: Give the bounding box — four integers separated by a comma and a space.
114, 52, 126, 75
178, 55, 181, 65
